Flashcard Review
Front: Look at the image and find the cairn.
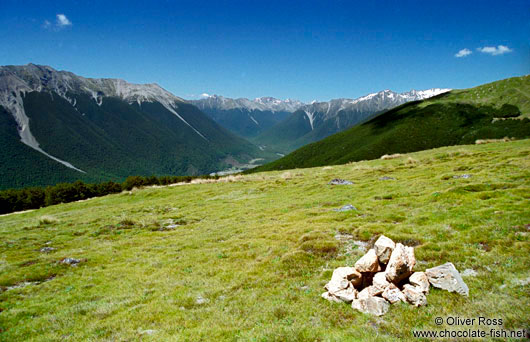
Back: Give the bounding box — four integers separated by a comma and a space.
322, 235, 469, 316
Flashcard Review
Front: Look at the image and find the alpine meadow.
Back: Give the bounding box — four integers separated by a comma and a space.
1, 1, 529, 341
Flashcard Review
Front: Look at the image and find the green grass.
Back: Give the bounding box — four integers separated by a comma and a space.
425, 75, 530, 117
1, 140, 529, 341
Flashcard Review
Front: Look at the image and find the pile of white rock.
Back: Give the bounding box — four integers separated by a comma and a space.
322, 235, 469, 316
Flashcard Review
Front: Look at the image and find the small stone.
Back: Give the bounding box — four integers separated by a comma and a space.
60, 258, 81, 266
325, 267, 362, 290
355, 249, 382, 273
333, 286, 358, 303
351, 297, 390, 316
195, 295, 209, 305
385, 243, 416, 284
325, 278, 350, 293
333, 204, 357, 212
373, 272, 390, 289
328, 178, 353, 185
357, 285, 384, 300
425, 262, 469, 296
461, 269, 478, 277
409, 272, 430, 294
382, 284, 406, 304
374, 235, 395, 264
138, 329, 156, 336
321, 291, 342, 303
379, 176, 396, 180
453, 174, 472, 179
40, 247, 55, 253
402, 284, 427, 307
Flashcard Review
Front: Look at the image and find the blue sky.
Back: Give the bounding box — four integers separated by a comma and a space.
0, 0, 528, 102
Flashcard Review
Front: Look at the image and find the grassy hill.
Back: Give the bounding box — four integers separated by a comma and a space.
1, 140, 529, 341
251, 76, 530, 173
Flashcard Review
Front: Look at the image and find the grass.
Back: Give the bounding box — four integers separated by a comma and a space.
0, 140, 529, 341
426, 75, 530, 117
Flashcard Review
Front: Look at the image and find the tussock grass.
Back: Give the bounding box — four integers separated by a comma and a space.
0, 140, 529, 341
37, 215, 59, 225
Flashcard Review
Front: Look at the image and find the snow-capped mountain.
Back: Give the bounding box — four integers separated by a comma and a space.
190, 95, 304, 138
298, 88, 451, 128
255, 88, 451, 152
0, 64, 263, 189
191, 89, 449, 140
193, 94, 304, 113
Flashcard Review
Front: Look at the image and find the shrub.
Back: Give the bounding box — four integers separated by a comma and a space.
495, 104, 521, 118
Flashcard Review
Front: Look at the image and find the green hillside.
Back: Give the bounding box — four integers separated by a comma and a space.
0, 140, 529, 341
251, 76, 530, 173
0, 92, 268, 190
430, 75, 530, 117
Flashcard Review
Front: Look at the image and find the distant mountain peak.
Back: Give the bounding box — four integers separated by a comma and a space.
191, 94, 305, 113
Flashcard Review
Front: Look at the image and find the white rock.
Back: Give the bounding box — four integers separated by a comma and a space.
409, 272, 430, 294
325, 267, 362, 292
402, 284, 427, 307
382, 284, 407, 304
351, 297, 390, 316
374, 235, 395, 264
325, 278, 350, 293
355, 249, 382, 273
385, 243, 416, 283
373, 272, 390, 289
357, 285, 384, 300
425, 262, 469, 296
333, 286, 358, 303
321, 291, 342, 303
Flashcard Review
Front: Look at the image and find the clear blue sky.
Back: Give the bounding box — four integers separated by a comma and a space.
1, 0, 528, 102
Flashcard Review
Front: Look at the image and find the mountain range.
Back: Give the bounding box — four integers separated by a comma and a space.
191, 95, 301, 138
0, 64, 266, 189
193, 88, 450, 153
3, 63, 526, 190
250, 75, 530, 172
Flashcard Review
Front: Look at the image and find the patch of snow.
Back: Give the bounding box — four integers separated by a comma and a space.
248, 114, 259, 126
304, 110, 315, 130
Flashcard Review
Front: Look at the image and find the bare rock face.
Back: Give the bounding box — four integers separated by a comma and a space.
425, 263, 469, 296
374, 235, 395, 264
354, 249, 382, 273
351, 297, 390, 316
357, 285, 384, 300
402, 284, 427, 307
373, 272, 391, 289
382, 284, 406, 304
385, 243, 416, 283
409, 272, 430, 294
